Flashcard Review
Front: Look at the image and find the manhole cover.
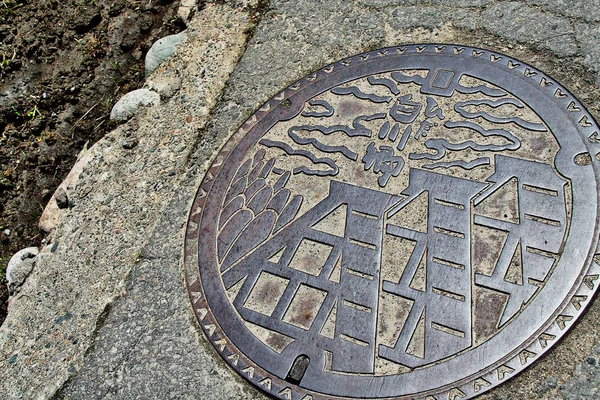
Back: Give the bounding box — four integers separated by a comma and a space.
184, 44, 600, 399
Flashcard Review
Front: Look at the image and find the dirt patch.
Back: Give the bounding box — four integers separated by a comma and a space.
0, 0, 187, 325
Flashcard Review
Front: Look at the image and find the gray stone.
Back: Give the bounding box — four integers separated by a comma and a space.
145, 31, 187, 76
6, 247, 39, 295
109, 89, 160, 122
482, 2, 578, 57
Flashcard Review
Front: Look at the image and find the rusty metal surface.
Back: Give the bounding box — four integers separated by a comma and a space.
184, 44, 600, 399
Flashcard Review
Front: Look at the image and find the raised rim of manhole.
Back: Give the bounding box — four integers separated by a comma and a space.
184, 43, 600, 400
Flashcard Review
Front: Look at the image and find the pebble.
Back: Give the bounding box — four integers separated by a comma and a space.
110, 89, 160, 122
3, 229, 10, 236
145, 31, 187, 76
6, 247, 39, 295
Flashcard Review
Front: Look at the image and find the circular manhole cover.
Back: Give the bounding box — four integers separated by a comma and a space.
184, 44, 600, 399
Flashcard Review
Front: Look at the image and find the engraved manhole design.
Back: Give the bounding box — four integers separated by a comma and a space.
184, 44, 600, 399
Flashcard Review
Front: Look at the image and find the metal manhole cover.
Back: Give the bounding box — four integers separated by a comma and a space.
184, 44, 600, 399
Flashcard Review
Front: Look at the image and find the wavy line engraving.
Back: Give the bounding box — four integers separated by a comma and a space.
455, 84, 506, 97
391, 71, 427, 86
410, 121, 520, 161
259, 139, 339, 176
367, 76, 400, 95
291, 113, 387, 138
423, 157, 491, 170
288, 129, 359, 161
302, 100, 335, 118
331, 86, 393, 103
454, 99, 546, 131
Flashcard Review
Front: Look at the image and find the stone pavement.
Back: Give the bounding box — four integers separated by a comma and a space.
3, 0, 600, 398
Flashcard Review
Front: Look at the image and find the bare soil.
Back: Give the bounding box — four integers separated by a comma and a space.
0, 0, 187, 325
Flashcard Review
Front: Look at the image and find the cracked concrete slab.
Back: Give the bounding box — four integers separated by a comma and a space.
4, 0, 600, 399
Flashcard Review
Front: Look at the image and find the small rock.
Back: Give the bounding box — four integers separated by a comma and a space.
55, 188, 69, 209
3, 229, 10, 236
145, 31, 187, 76
110, 89, 160, 122
6, 247, 39, 295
